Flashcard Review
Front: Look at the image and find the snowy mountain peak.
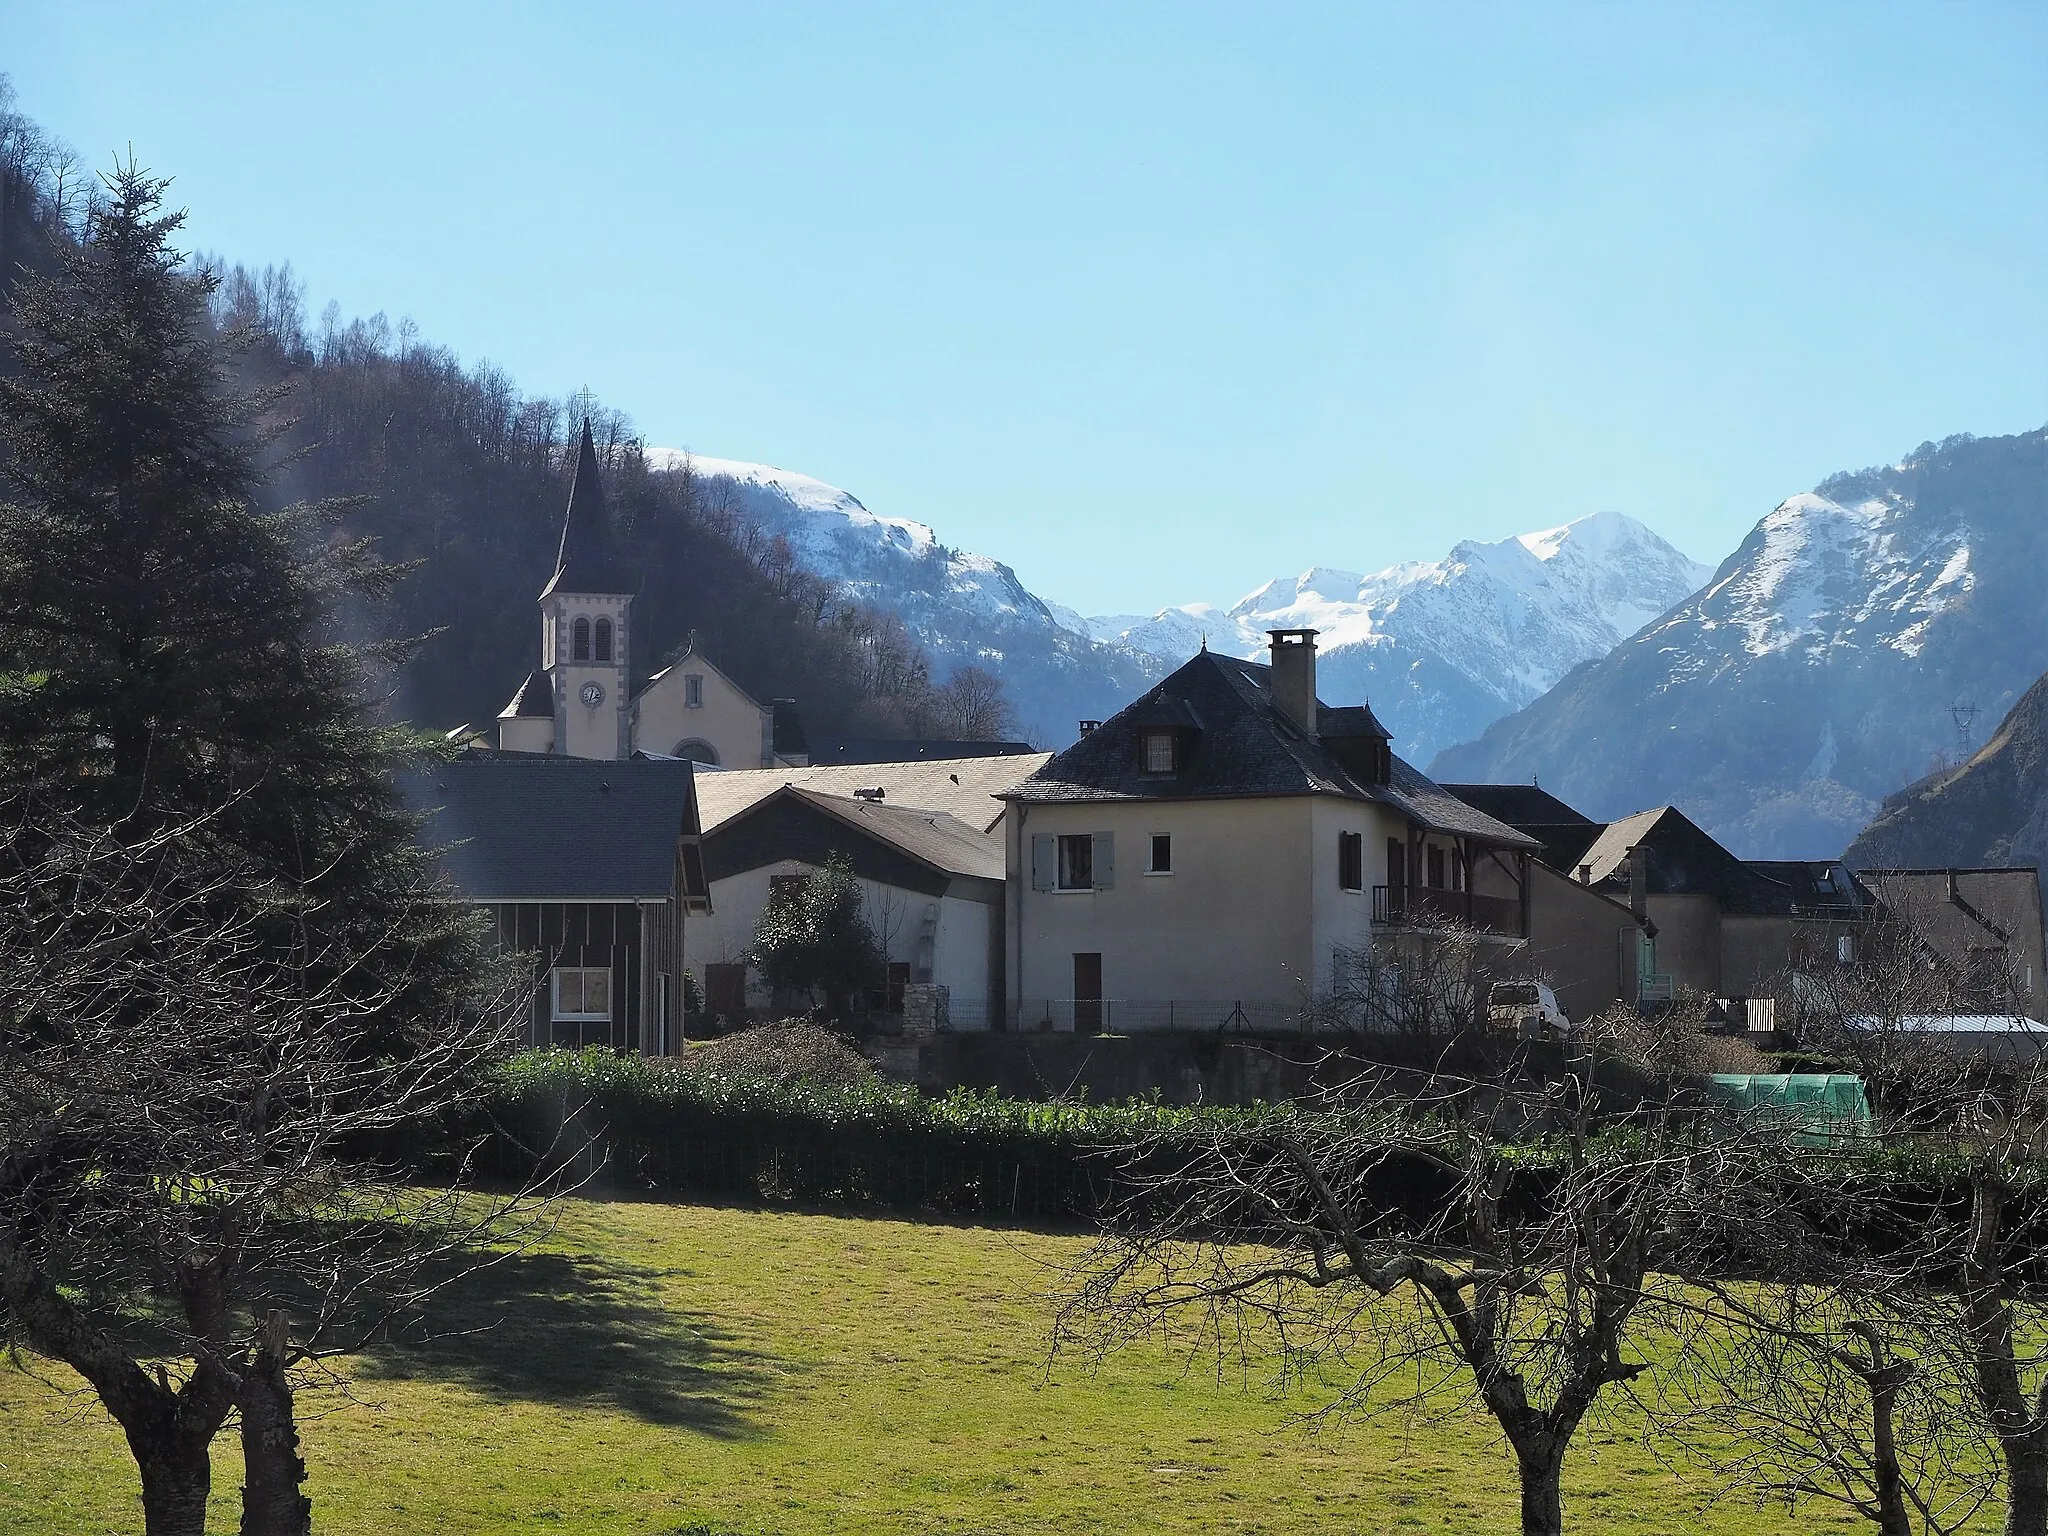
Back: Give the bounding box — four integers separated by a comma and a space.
1089, 513, 1711, 763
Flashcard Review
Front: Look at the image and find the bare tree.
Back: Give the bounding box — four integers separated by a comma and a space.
0, 802, 538, 1536
1057, 1049, 1778, 1536
1316, 923, 1500, 1036
931, 664, 1016, 740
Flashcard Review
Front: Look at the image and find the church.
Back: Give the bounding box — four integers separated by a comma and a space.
495, 421, 802, 769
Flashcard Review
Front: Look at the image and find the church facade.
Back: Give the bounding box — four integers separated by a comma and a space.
497, 422, 800, 769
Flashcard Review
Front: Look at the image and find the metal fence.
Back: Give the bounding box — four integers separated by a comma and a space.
1007, 998, 1311, 1034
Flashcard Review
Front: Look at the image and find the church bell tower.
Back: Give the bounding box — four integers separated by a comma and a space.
538, 420, 633, 759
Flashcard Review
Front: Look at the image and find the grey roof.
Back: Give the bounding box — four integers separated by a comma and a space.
785, 788, 1003, 880
1006, 651, 1535, 848
1575, 807, 1798, 916
693, 753, 1051, 835
803, 737, 1038, 766
541, 421, 631, 597
407, 755, 699, 901
499, 669, 554, 719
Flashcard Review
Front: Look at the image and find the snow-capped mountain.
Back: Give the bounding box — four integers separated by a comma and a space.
1433, 427, 2048, 858
1070, 512, 1712, 765
647, 451, 1166, 744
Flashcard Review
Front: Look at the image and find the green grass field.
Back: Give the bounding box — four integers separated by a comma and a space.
2, 1197, 1880, 1535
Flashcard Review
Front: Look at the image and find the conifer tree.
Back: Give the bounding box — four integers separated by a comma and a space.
0, 161, 471, 1016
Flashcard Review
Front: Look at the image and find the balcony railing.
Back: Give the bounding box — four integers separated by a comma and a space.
1372, 883, 1524, 938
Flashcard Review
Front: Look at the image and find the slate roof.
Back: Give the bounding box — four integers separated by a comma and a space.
1746, 860, 1877, 915
781, 788, 1003, 881
499, 669, 555, 719
1574, 806, 1798, 916
1005, 651, 1535, 848
407, 755, 699, 902
541, 420, 632, 597
694, 753, 1051, 835
1440, 783, 1604, 874
803, 737, 1038, 766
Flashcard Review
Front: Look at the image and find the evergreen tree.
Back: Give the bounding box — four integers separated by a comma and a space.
0, 162, 472, 1016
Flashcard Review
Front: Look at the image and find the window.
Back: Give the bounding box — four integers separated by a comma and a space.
1148, 834, 1172, 874
552, 966, 611, 1020
594, 618, 614, 663
1142, 731, 1176, 774
673, 738, 719, 766
1837, 933, 1857, 965
1058, 833, 1094, 890
1033, 832, 1112, 891
1338, 831, 1364, 892
1427, 845, 1446, 890
685, 674, 704, 708
571, 616, 591, 662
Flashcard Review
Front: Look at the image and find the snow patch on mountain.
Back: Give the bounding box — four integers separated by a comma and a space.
1080, 511, 1712, 763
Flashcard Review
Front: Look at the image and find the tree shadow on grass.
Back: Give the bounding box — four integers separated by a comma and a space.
353, 1247, 778, 1437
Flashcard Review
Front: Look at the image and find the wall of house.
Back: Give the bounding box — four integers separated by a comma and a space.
684, 861, 1000, 1024
488, 899, 646, 1050
1506, 864, 1638, 1022
1644, 893, 1723, 995
1308, 795, 1415, 989
1720, 915, 1795, 997
1008, 796, 1316, 1023
634, 656, 770, 767
497, 714, 554, 753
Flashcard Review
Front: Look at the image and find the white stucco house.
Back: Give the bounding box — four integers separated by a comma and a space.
684, 754, 1050, 1029
1000, 630, 1538, 1031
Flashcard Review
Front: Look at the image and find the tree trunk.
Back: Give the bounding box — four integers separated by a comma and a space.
134, 1436, 215, 1536
239, 1313, 313, 1536
1866, 1373, 1913, 1536
1512, 1432, 1566, 1536
2004, 1431, 2048, 1536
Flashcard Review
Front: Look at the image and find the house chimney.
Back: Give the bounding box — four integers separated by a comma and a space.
1078, 720, 1100, 736
1267, 629, 1319, 733
1628, 847, 1650, 919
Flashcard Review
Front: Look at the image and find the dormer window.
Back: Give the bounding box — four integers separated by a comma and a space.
1143, 731, 1177, 775
594, 618, 614, 663
572, 617, 592, 662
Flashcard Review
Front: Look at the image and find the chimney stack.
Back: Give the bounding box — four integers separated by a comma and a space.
1267, 629, 1319, 733
1628, 847, 1650, 919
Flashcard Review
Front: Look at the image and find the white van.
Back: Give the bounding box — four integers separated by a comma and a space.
1487, 980, 1571, 1040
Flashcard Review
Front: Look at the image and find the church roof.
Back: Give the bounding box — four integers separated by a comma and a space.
407, 755, 699, 902
541, 420, 631, 597
499, 669, 555, 719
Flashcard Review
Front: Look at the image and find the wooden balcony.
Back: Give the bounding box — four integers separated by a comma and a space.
1372, 883, 1524, 939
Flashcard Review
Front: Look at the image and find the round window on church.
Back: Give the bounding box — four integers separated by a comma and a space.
579, 681, 606, 709
673, 739, 719, 765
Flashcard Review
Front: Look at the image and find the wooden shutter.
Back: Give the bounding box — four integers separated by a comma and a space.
1031, 834, 1056, 891
1092, 832, 1115, 889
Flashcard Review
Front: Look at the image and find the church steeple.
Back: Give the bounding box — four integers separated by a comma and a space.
541, 419, 628, 599
534, 419, 634, 759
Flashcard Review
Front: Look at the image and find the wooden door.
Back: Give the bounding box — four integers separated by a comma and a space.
1073, 952, 1103, 1035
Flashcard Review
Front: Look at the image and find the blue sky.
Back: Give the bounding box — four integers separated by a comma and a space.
12, 2, 2048, 616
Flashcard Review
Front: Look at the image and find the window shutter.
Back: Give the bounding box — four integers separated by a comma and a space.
1092, 832, 1115, 889
1031, 834, 1056, 891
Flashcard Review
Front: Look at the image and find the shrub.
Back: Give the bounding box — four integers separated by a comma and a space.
682, 1019, 876, 1088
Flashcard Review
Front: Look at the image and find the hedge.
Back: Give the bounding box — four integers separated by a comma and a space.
465, 1048, 1295, 1220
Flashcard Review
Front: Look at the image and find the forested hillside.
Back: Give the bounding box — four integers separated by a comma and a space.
0, 83, 1010, 745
